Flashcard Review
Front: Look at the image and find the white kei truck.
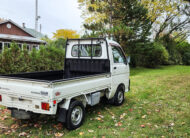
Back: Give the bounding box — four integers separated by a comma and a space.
0, 38, 130, 130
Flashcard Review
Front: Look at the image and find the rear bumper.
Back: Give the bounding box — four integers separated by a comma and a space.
0, 94, 57, 115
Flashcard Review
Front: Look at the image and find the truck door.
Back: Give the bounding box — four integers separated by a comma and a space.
111, 46, 129, 96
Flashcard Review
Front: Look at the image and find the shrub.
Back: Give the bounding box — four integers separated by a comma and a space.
0, 43, 65, 74
129, 42, 169, 68
144, 42, 169, 68
183, 51, 190, 65
160, 35, 182, 65
177, 42, 190, 65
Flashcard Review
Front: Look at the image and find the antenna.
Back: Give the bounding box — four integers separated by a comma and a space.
35, 0, 40, 31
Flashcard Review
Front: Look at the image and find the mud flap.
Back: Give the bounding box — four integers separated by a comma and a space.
128, 79, 130, 91
57, 108, 67, 123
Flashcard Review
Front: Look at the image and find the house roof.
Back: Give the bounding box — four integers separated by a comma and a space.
0, 34, 45, 44
0, 19, 8, 24
23, 28, 45, 39
0, 19, 5, 23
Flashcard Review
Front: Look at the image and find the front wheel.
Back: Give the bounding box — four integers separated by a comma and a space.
114, 87, 125, 106
66, 100, 85, 130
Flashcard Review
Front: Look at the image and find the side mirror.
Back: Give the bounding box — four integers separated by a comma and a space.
126, 56, 130, 64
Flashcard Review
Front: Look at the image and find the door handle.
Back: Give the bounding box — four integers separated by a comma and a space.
114, 67, 117, 70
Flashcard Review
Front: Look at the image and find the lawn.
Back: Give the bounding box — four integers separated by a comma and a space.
0, 65, 190, 137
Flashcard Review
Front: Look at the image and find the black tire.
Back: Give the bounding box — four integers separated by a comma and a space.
66, 100, 85, 130
113, 87, 125, 106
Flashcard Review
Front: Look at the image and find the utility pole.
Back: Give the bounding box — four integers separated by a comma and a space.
40, 24, 42, 33
35, 0, 40, 31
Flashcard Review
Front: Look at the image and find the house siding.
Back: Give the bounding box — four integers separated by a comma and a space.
0, 22, 32, 37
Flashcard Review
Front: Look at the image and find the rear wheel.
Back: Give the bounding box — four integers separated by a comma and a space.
66, 101, 85, 130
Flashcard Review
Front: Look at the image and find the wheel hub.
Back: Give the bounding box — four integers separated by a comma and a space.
118, 91, 124, 104
71, 106, 83, 125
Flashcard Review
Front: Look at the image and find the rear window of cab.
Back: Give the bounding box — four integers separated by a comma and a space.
71, 44, 102, 57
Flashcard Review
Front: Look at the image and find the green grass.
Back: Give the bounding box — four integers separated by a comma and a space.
0, 65, 190, 137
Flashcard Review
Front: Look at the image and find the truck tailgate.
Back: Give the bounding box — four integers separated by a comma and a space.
0, 77, 56, 114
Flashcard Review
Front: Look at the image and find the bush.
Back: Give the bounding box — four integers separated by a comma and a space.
177, 42, 190, 65
144, 42, 169, 68
129, 42, 169, 68
0, 43, 65, 74
183, 51, 190, 65
160, 35, 182, 65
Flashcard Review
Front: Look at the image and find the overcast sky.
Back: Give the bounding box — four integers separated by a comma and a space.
0, 0, 83, 38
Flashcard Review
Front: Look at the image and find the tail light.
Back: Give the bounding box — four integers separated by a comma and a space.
53, 100, 56, 105
0, 95, 2, 101
41, 102, 50, 111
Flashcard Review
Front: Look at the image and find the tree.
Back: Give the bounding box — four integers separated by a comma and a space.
53, 29, 80, 39
141, 0, 190, 41
78, 0, 151, 46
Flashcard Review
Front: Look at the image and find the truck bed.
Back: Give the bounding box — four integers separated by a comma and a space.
1, 58, 110, 82
0, 70, 106, 83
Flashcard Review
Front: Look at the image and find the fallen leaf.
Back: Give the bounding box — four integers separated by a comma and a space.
79, 132, 84, 136
120, 113, 126, 119
98, 126, 102, 128
142, 115, 147, 119
0, 124, 8, 129
170, 123, 174, 127
140, 125, 145, 128
1, 115, 8, 121
19, 132, 27, 137
54, 132, 64, 137
154, 125, 158, 128
155, 109, 160, 112
22, 124, 28, 127
11, 124, 19, 129
34, 123, 40, 128
115, 122, 122, 127
147, 112, 151, 115
53, 123, 63, 130
181, 122, 185, 125
96, 117, 101, 121
5, 130, 12, 135
146, 123, 152, 127
118, 122, 122, 126
129, 109, 133, 112
98, 115, 104, 118
120, 128, 125, 131
88, 129, 94, 133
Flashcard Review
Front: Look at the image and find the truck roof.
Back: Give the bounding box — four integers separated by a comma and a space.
67, 38, 121, 47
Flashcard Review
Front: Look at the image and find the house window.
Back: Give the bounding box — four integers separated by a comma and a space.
27, 45, 30, 51
0, 42, 2, 53
18, 43, 22, 49
33, 45, 39, 50
4, 42, 11, 49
